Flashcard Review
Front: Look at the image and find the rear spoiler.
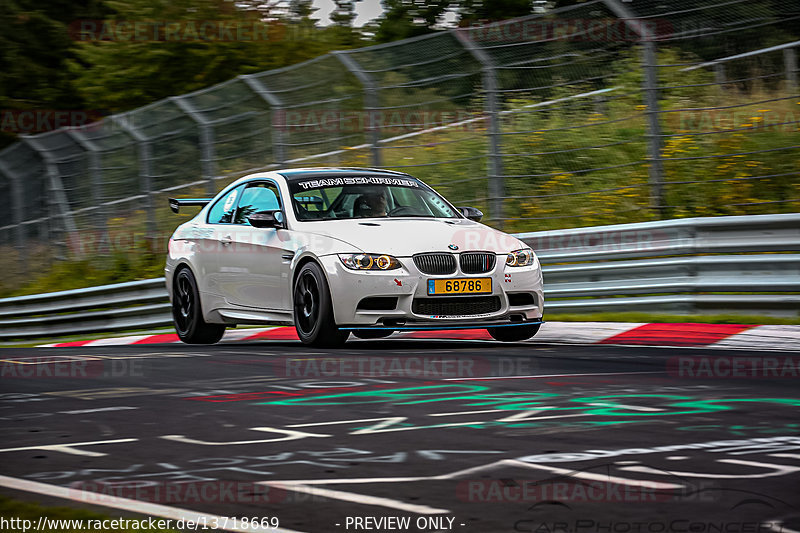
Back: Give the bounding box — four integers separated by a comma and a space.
168, 198, 212, 214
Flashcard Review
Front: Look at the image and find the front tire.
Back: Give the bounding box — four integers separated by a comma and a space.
172, 268, 226, 344
293, 262, 348, 347
487, 323, 540, 342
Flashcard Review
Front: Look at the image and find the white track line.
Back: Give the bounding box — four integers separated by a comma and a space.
0, 439, 138, 457
0, 475, 307, 533
501, 459, 683, 489
264, 483, 450, 515
444, 371, 664, 381
767, 524, 800, 533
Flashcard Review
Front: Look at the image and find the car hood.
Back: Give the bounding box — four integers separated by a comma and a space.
299, 218, 527, 256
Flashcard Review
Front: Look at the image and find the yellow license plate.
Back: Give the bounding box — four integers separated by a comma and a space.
427, 278, 492, 295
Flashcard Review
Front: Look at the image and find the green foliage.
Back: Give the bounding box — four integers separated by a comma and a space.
374, 0, 453, 42
67, 0, 366, 112
0, 0, 368, 132
7, 251, 164, 298
360, 45, 799, 232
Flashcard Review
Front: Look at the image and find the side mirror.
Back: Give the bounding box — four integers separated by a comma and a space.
457, 206, 483, 222
248, 210, 285, 229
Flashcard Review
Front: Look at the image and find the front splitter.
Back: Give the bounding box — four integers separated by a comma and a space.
339, 319, 544, 331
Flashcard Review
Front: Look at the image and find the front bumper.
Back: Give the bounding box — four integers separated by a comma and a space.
319, 253, 544, 329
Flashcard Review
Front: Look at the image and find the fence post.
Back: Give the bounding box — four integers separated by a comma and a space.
65, 129, 109, 255
714, 64, 726, 93
602, 0, 666, 218
20, 136, 78, 260
239, 74, 287, 165
0, 159, 26, 271
171, 96, 217, 195
642, 41, 666, 217
785, 47, 798, 92
111, 114, 157, 244
332, 51, 382, 167
453, 29, 505, 228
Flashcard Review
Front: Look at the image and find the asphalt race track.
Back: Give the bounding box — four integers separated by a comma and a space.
1, 338, 799, 533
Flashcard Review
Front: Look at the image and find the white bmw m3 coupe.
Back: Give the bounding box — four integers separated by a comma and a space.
165, 168, 544, 346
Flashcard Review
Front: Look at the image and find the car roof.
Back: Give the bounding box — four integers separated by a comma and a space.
275, 167, 412, 181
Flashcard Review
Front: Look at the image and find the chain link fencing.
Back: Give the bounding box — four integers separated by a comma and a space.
0, 0, 797, 294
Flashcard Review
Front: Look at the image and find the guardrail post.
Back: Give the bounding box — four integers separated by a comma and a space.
111, 114, 157, 245
785, 47, 798, 92
171, 96, 217, 195
453, 29, 506, 228
602, 0, 666, 219
0, 159, 27, 272
333, 51, 382, 167
239, 74, 287, 165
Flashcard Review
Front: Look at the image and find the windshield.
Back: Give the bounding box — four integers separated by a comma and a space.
288, 176, 461, 221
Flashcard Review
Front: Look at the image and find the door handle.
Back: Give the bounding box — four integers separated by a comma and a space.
221, 235, 232, 246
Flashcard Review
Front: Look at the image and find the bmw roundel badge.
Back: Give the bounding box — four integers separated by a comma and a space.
448, 244, 459, 250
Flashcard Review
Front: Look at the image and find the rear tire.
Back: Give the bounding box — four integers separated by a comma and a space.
487, 323, 540, 342
172, 268, 226, 344
293, 262, 349, 347
352, 329, 394, 339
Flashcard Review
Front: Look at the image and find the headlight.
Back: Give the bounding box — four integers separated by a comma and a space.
506, 248, 535, 267
339, 253, 401, 270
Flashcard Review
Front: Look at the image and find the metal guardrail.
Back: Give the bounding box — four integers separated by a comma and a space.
0, 213, 797, 339
0, 279, 171, 339
519, 213, 800, 315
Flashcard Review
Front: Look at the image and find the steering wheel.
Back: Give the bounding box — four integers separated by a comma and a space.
387, 206, 416, 216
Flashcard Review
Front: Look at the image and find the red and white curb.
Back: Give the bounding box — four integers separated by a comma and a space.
37, 322, 800, 351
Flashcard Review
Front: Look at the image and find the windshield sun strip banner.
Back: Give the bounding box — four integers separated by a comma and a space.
294, 176, 421, 190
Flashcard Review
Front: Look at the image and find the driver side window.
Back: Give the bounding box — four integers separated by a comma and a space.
234, 182, 282, 225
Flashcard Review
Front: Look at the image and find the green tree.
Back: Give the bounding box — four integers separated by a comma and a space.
328, 0, 362, 46
457, 0, 537, 25
0, 0, 111, 147
68, 0, 365, 113
374, 0, 453, 42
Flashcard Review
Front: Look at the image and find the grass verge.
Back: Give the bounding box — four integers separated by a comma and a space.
0, 496, 178, 532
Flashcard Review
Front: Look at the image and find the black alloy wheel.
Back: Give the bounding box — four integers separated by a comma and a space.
293, 262, 348, 347
172, 268, 225, 344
